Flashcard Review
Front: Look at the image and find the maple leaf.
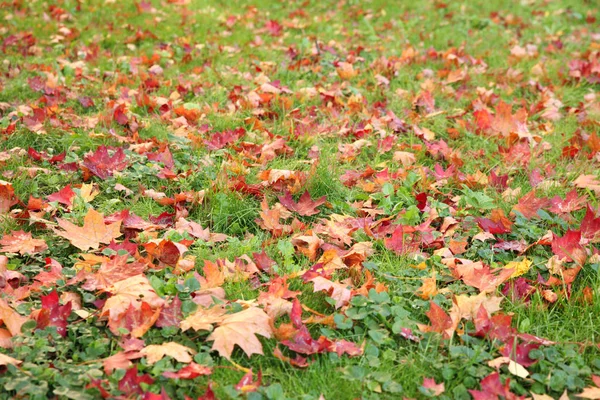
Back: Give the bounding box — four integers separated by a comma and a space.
47, 185, 76, 207
309, 276, 352, 309
83, 146, 128, 179
0, 298, 28, 336
504, 258, 532, 278
278, 190, 326, 216
0, 353, 21, 367
140, 342, 196, 365
548, 189, 587, 214
235, 369, 262, 394
574, 174, 600, 193
418, 301, 455, 339
469, 372, 524, 400
180, 306, 227, 332
581, 206, 600, 243
384, 225, 419, 254
34, 290, 72, 337
456, 261, 515, 293
421, 378, 445, 396
118, 366, 154, 397
552, 230, 586, 265
102, 351, 143, 375
101, 274, 165, 321
155, 296, 182, 328
54, 209, 122, 251
291, 232, 324, 261
109, 301, 161, 338
79, 255, 146, 291
207, 307, 272, 359
0, 230, 47, 255
0, 181, 18, 214
511, 191, 549, 219
162, 363, 212, 379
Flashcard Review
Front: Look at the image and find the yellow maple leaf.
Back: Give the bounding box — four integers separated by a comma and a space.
79, 183, 101, 203
140, 342, 196, 365
180, 306, 227, 332
504, 258, 533, 278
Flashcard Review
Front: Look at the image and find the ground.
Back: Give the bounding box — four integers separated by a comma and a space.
0, 0, 600, 399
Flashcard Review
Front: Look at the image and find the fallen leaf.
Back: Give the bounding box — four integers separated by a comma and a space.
140, 342, 196, 365
0, 230, 48, 255
54, 208, 122, 251
208, 307, 272, 359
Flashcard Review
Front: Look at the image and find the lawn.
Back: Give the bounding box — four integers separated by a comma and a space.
0, 0, 599, 398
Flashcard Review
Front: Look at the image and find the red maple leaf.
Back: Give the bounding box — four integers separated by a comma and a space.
580, 205, 600, 242
83, 146, 128, 179
204, 128, 245, 150
34, 290, 72, 337
47, 185, 76, 207
511, 191, 549, 219
118, 366, 154, 396
278, 190, 326, 216
469, 372, 524, 400
383, 225, 419, 254
548, 189, 587, 214
419, 301, 454, 339
551, 230, 586, 265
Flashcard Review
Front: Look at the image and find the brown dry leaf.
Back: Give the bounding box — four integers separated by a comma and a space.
140, 342, 196, 365
101, 274, 164, 320
208, 307, 272, 359
0, 230, 48, 255
180, 306, 227, 332
0, 353, 21, 366
0, 298, 28, 336
54, 208, 122, 251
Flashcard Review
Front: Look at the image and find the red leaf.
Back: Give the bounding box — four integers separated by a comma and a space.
278, 190, 326, 216
83, 146, 128, 179
511, 191, 549, 219
421, 301, 454, 339
35, 291, 71, 337
162, 362, 212, 379
118, 366, 154, 396
234, 370, 262, 393
552, 230, 586, 265
548, 190, 587, 214
47, 185, 76, 207
581, 205, 600, 242
155, 296, 182, 328
383, 225, 419, 254
469, 372, 524, 400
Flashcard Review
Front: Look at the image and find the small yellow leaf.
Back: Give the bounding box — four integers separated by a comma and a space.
79, 183, 101, 203
504, 258, 532, 278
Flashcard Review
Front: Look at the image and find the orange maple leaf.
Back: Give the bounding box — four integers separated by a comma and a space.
0, 230, 48, 255
101, 275, 164, 320
207, 307, 272, 359
54, 209, 122, 251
